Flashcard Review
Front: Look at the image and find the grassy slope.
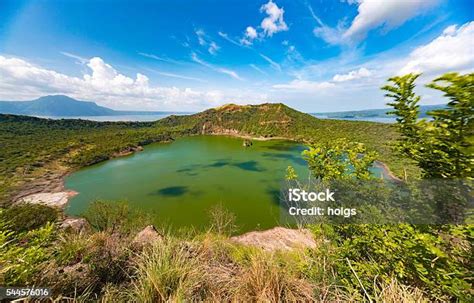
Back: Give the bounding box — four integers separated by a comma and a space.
0, 103, 417, 203
161, 103, 416, 177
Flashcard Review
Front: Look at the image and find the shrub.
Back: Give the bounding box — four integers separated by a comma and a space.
83, 200, 153, 234
1, 204, 58, 232
313, 224, 473, 302
208, 204, 237, 236
0, 216, 56, 285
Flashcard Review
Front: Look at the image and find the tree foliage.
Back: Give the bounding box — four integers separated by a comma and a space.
382, 72, 473, 179
302, 139, 378, 181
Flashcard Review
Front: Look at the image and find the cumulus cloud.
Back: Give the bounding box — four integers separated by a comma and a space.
400, 22, 474, 75
240, 26, 258, 46
314, 0, 439, 45
0, 55, 253, 110
273, 80, 335, 91
237, 1, 288, 46
260, 0, 288, 37
333, 67, 372, 82
246, 26, 258, 39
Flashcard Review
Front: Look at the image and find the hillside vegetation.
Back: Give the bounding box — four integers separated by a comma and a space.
0, 103, 412, 203
0, 69, 472, 302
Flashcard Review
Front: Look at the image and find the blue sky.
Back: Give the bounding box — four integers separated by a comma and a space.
0, 0, 472, 112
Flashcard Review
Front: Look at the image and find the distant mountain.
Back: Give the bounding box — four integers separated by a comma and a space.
313, 104, 446, 119
0, 95, 172, 116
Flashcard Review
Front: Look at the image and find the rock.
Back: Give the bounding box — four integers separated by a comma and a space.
133, 225, 163, 247
61, 217, 89, 233
18, 191, 77, 208
231, 227, 317, 252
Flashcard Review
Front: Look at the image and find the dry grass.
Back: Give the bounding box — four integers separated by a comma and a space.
373, 279, 429, 303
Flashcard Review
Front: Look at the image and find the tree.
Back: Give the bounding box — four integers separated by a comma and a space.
426, 73, 473, 179
382, 72, 473, 222
302, 139, 378, 181
381, 73, 423, 161
381, 72, 473, 179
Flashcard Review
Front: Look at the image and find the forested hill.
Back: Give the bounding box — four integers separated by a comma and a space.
158, 103, 396, 143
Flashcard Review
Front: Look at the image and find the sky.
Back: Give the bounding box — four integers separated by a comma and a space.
0, 0, 472, 112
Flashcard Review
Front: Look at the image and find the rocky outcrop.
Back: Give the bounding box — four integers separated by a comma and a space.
231, 227, 317, 251
132, 225, 163, 247
61, 217, 89, 233
113, 145, 144, 157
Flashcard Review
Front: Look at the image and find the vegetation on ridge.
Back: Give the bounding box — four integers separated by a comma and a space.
0, 102, 409, 204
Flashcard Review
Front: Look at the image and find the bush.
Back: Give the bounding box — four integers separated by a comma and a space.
83, 200, 153, 234
0, 215, 56, 285
1, 204, 58, 232
312, 224, 473, 302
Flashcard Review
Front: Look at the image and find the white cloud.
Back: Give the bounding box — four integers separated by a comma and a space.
217, 31, 242, 46
400, 22, 474, 75
260, 0, 288, 37
246, 26, 258, 39
61, 51, 88, 64
191, 52, 243, 80
196, 29, 207, 46
249, 64, 267, 75
307, 4, 324, 27
273, 80, 335, 91
138, 52, 185, 65
313, 22, 346, 45
238, 1, 288, 46
314, 0, 439, 45
216, 68, 242, 81
208, 42, 220, 55
0, 55, 252, 110
240, 26, 258, 46
333, 67, 372, 82
259, 53, 281, 71
283, 42, 303, 62
144, 68, 206, 82
195, 29, 220, 55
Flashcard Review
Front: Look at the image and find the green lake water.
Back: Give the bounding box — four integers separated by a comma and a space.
65, 136, 310, 233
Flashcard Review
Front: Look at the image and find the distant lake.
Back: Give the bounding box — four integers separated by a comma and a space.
311, 115, 396, 123
65, 135, 385, 233
37, 114, 185, 122
39, 114, 395, 123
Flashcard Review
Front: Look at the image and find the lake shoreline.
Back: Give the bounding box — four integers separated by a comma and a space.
13, 133, 401, 233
